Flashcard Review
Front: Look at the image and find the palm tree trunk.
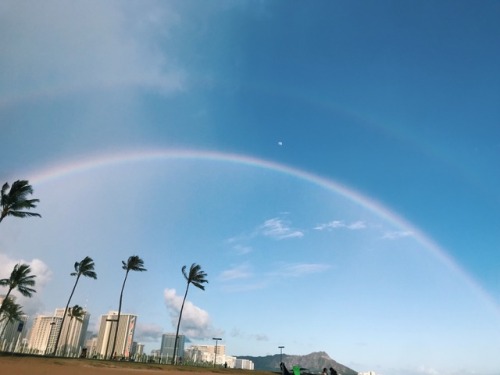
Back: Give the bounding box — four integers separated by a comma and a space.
63, 317, 73, 357
172, 283, 190, 364
53, 275, 80, 356
0, 319, 9, 339
110, 271, 128, 360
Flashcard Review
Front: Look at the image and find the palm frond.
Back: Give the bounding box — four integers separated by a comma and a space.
123, 255, 147, 272
68, 305, 85, 321
0, 180, 41, 222
184, 263, 208, 290
2, 263, 36, 298
0, 297, 24, 323
73, 256, 97, 279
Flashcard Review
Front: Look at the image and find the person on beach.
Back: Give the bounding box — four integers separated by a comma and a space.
330, 367, 338, 375
322, 368, 328, 375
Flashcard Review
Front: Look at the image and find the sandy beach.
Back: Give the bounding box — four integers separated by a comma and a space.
0, 355, 272, 375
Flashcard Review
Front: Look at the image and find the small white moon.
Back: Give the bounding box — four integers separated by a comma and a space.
278, 141, 283, 146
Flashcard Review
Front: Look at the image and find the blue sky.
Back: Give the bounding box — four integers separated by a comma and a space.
1, 1, 500, 375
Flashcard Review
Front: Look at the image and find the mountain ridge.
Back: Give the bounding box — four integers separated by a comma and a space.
236, 351, 357, 375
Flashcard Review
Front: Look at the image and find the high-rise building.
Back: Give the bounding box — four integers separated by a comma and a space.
28, 315, 62, 355
95, 311, 137, 359
135, 343, 145, 359
160, 333, 185, 362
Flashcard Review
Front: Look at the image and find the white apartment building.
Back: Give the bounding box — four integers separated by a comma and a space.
28, 315, 62, 355
95, 311, 137, 359
235, 358, 255, 370
27, 307, 90, 356
186, 344, 249, 369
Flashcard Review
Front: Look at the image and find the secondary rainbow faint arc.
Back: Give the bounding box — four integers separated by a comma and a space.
28, 148, 500, 315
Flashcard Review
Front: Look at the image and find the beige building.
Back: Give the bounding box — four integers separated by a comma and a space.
95, 311, 137, 359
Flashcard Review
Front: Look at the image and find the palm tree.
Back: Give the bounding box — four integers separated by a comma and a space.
63, 305, 84, 357
0, 180, 41, 223
109, 255, 146, 360
53, 256, 96, 356
172, 263, 208, 364
0, 264, 36, 315
0, 297, 24, 341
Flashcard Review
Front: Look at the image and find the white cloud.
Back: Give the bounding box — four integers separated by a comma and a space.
259, 217, 304, 240
315, 220, 366, 231
163, 288, 215, 339
382, 230, 413, 240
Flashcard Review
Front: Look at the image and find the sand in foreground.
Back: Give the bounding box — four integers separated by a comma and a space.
0, 356, 270, 375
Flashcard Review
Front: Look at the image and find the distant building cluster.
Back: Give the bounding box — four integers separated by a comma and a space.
0, 300, 254, 370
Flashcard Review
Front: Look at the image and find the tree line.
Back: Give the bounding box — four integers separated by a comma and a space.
0, 180, 208, 362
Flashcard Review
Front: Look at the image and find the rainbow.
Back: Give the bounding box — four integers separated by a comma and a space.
24, 148, 500, 316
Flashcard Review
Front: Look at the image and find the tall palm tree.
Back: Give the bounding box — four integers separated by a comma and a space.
53, 256, 96, 356
109, 255, 146, 360
0, 297, 24, 340
172, 263, 208, 364
63, 305, 84, 357
0, 263, 36, 315
0, 180, 41, 223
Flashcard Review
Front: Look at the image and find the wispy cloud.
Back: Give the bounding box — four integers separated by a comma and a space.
219, 264, 253, 281
273, 263, 331, 278
314, 220, 367, 231
259, 217, 304, 239
232, 244, 253, 255
219, 281, 269, 293
230, 328, 269, 342
382, 230, 413, 240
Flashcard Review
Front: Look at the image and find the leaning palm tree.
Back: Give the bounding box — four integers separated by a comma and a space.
63, 305, 84, 357
0, 263, 36, 315
0, 180, 41, 223
53, 256, 96, 356
172, 263, 208, 364
0, 297, 24, 340
109, 255, 146, 360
